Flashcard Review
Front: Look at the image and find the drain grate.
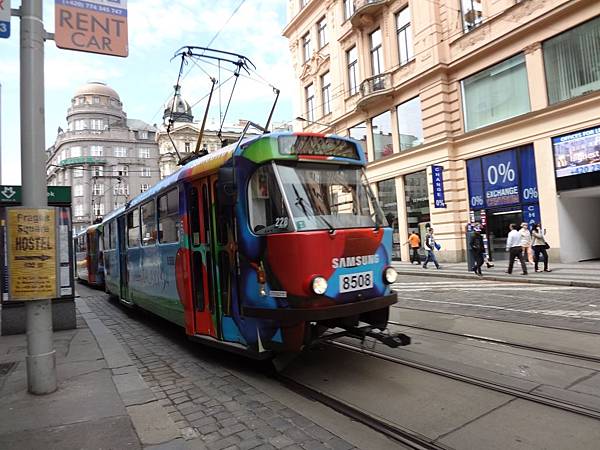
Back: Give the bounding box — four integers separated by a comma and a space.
0, 362, 16, 377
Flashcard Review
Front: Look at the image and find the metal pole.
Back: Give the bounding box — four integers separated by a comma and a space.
20, 0, 57, 395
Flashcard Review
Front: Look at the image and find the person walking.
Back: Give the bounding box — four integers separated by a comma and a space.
470, 228, 485, 276
519, 222, 533, 264
531, 223, 551, 273
408, 231, 421, 265
506, 223, 528, 275
423, 228, 441, 270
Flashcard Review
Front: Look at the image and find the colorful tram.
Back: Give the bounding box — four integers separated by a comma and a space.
74, 224, 105, 287
92, 132, 408, 357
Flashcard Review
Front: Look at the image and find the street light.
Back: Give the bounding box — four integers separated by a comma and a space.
295, 116, 335, 132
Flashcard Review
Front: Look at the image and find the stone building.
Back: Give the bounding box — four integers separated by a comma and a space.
46, 82, 160, 233
283, 0, 600, 263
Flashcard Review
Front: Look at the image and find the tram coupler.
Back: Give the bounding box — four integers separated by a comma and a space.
314, 326, 411, 348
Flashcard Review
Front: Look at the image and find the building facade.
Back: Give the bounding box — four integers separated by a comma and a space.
46, 82, 160, 233
283, 0, 600, 263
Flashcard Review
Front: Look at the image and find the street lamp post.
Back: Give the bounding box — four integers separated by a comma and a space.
295, 116, 335, 133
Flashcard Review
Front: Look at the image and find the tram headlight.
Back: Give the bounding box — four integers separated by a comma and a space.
383, 267, 398, 284
311, 276, 328, 295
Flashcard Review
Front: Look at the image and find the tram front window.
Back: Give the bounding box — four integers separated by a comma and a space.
276, 163, 385, 231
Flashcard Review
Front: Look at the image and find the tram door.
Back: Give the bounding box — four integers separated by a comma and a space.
117, 216, 130, 303
186, 177, 222, 339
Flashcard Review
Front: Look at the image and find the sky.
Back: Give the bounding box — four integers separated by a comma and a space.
0, 0, 296, 185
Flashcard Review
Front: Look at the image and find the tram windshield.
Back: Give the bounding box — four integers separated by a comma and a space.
248, 162, 386, 234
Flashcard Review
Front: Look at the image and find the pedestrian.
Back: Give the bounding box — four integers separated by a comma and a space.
519, 222, 533, 264
506, 223, 528, 275
408, 231, 421, 265
423, 228, 441, 270
474, 222, 494, 268
531, 223, 552, 273
470, 228, 485, 276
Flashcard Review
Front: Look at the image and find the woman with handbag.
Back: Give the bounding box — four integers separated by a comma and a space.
531, 223, 551, 273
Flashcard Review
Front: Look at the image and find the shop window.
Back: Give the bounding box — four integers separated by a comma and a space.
544, 16, 600, 104
377, 179, 401, 260
462, 53, 530, 131
348, 122, 368, 161
397, 97, 423, 151
404, 171, 430, 240
372, 111, 394, 160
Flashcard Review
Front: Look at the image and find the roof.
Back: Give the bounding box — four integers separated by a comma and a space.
74, 82, 120, 100
127, 119, 158, 132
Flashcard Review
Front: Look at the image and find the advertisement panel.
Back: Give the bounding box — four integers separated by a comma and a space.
481, 149, 519, 207
552, 125, 600, 178
6, 208, 58, 301
466, 159, 484, 209
431, 165, 446, 208
519, 145, 538, 204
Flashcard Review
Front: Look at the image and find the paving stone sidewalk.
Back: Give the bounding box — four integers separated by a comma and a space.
79, 286, 359, 450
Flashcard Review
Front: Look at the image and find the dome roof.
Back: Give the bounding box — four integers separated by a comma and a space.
164, 96, 192, 116
163, 86, 193, 124
74, 81, 120, 101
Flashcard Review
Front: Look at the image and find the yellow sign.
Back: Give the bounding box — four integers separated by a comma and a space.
6, 208, 58, 300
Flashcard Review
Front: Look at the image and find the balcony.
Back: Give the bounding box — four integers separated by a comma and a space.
356, 73, 393, 110
60, 156, 107, 167
350, 0, 391, 28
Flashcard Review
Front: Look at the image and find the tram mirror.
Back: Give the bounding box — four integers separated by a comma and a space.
217, 167, 237, 207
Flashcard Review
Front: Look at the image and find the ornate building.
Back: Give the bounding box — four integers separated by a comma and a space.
284, 0, 600, 263
46, 82, 160, 233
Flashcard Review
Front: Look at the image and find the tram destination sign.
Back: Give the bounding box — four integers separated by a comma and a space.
55, 0, 128, 57
6, 208, 58, 301
278, 136, 361, 160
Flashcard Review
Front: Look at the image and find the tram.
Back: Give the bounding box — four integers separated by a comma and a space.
98, 131, 408, 357
74, 224, 105, 287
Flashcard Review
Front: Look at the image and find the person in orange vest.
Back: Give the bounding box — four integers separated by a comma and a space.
408, 231, 421, 265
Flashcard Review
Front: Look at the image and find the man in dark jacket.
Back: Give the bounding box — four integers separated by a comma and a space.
470, 229, 485, 276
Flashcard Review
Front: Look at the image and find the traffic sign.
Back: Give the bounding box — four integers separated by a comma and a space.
0, 0, 10, 38
6, 208, 58, 301
54, 0, 128, 57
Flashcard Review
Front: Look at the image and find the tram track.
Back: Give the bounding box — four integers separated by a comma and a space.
388, 320, 600, 364
327, 340, 600, 421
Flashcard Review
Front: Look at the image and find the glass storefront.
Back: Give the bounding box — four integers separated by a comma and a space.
377, 179, 401, 260
348, 122, 368, 161
404, 170, 431, 250
372, 111, 394, 160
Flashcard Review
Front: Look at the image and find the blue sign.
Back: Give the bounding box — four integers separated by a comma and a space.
482, 149, 519, 207
519, 145, 538, 203
466, 159, 484, 209
431, 165, 446, 208
523, 203, 541, 228
0, 0, 10, 39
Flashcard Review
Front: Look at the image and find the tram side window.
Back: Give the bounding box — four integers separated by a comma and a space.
141, 200, 157, 246
77, 235, 86, 252
158, 188, 179, 244
109, 220, 117, 249
248, 165, 290, 234
127, 209, 141, 247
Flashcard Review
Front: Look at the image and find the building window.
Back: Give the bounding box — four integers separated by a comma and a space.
461, 0, 483, 32
92, 166, 103, 177
70, 146, 82, 157
92, 184, 104, 196
318, 17, 328, 48
397, 97, 423, 151
74, 119, 86, 130
321, 72, 331, 116
300, 0, 308, 7
90, 145, 103, 156
347, 46, 359, 96
344, 0, 354, 20
184, 142, 191, 152
141, 167, 152, 177
114, 165, 129, 177
74, 204, 84, 217
73, 167, 83, 177
348, 122, 367, 160
305, 83, 315, 122
139, 148, 150, 158
370, 29, 384, 77
138, 130, 148, 139
89, 118, 105, 130
93, 96, 100, 104
93, 202, 105, 217
462, 53, 530, 131
544, 16, 600, 104
396, 7, 413, 66
140, 184, 150, 192
114, 146, 127, 157
114, 184, 130, 196
74, 185, 84, 196
114, 201, 124, 210
302, 32, 312, 63
372, 111, 394, 160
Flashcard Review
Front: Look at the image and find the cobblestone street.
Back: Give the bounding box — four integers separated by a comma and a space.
79, 286, 359, 450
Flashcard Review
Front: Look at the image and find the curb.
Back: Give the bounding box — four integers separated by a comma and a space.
394, 269, 600, 289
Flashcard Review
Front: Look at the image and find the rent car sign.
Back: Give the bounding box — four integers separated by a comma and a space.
55, 0, 128, 57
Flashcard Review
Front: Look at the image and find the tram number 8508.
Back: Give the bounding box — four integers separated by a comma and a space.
339, 271, 373, 293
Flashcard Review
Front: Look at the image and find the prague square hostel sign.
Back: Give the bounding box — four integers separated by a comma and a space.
55, 0, 128, 57
6, 208, 58, 301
